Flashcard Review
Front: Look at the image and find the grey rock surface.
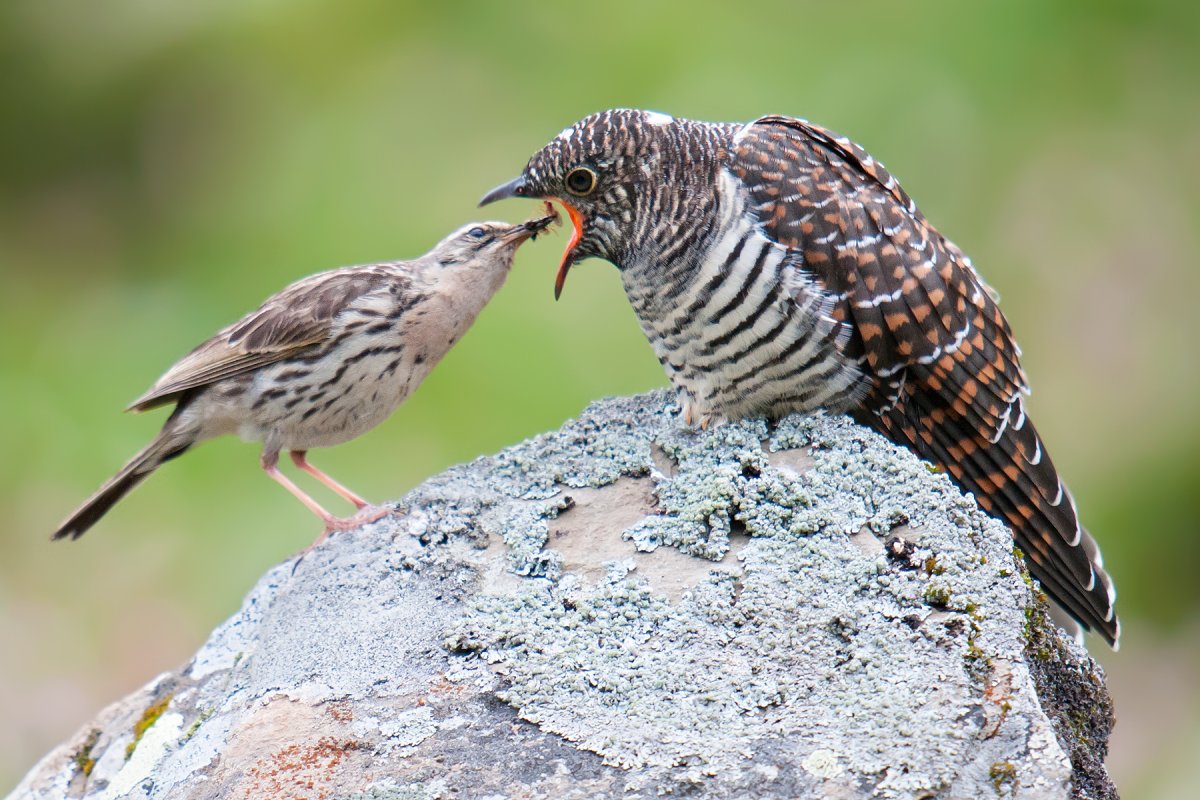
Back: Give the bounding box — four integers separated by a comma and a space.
10, 391, 1115, 800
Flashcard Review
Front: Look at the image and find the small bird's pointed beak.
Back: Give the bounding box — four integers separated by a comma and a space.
502, 206, 559, 243
479, 176, 528, 207
478, 177, 582, 302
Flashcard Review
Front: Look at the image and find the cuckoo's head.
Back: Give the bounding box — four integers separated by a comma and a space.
481, 109, 721, 299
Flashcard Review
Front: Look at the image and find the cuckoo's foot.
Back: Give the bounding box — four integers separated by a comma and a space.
679, 399, 726, 431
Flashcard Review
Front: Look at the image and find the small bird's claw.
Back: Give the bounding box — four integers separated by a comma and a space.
324, 504, 392, 533
290, 505, 394, 575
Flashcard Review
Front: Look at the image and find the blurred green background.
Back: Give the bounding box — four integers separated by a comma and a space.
2, 0, 1197, 795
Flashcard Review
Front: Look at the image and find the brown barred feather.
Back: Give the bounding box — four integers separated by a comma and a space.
732, 115, 1117, 645
883, 388, 1108, 635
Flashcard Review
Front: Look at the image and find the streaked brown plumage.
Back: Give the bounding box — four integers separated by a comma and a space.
482, 109, 1119, 647
54, 214, 556, 543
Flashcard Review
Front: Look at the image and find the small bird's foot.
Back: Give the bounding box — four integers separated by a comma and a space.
291, 504, 394, 573
314, 503, 393, 542
329, 503, 393, 532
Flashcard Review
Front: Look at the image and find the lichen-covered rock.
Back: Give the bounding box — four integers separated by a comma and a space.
8, 391, 1116, 800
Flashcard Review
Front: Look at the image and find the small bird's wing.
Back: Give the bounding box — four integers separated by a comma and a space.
129, 265, 406, 412
728, 115, 1117, 645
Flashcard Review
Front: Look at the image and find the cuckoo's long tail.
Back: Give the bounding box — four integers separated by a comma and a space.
866, 391, 1119, 648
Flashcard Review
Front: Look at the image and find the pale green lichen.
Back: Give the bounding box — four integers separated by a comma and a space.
624, 417, 775, 559
483, 500, 565, 579
446, 393, 1040, 790
339, 778, 448, 800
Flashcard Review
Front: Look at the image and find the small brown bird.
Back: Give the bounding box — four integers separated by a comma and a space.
53, 213, 556, 543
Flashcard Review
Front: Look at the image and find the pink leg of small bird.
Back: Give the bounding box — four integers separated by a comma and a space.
289, 450, 369, 509
260, 451, 391, 561
262, 451, 345, 546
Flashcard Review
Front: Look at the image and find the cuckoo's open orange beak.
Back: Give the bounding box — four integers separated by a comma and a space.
553, 200, 585, 301
480, 177, 586, 302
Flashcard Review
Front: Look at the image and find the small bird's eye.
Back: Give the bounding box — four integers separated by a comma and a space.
564, 167, 597, 197
468, 227, 487, 239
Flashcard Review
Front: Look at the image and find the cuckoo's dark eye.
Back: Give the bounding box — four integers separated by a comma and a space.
564, 167, 597, 197
468, 227, 487, 239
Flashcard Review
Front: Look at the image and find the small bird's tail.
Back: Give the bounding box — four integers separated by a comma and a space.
52, 427, 194, 541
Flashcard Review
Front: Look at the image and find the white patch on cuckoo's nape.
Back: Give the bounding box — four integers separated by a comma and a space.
643, 110, 674, 126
